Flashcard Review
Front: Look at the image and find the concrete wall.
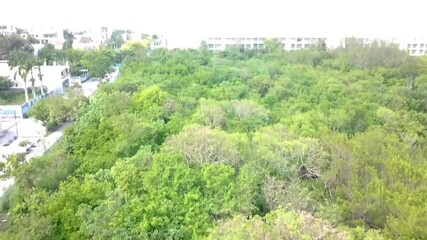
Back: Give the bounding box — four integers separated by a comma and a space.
0, 105, 23, 119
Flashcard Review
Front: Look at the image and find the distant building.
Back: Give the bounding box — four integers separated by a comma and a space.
204, 36, 327, 51
204, 35, 426, 56
400, 37, 427, 56
150, 36, 168, 49
0, 25, 16, 36
101, 27, 109, 44
73, 36, 96, 50
24, 28, 65, 49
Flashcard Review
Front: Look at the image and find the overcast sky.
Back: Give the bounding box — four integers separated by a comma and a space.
1, 0, 426, 48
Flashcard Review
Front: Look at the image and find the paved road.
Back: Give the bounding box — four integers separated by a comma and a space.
0, 123, 71, 197
0, 67, 119, 197
81, 78, 99, 98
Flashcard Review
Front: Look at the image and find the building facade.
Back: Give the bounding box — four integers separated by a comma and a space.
0, 25, 16, 36
205, 36, 328, 52
204, 35, 426, 56
400, 38, 427, 56
0, 61, 70, 95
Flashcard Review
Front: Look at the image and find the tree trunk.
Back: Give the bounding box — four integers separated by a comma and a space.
38, 66, 44, 95
30, 69, 36, 99
20, 70, 29, 103
23, 81, 29, 103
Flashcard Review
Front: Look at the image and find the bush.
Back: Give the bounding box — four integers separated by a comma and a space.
18, 140, 31, 147
0, 185, 17, 213
46, 120, 59, 131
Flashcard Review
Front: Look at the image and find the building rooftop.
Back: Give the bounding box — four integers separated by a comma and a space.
79, 36, 93, 44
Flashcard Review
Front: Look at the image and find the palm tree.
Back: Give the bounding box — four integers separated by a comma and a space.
35, 58, 45, 95
8, 50, 33, 102
29, 63, 37, 99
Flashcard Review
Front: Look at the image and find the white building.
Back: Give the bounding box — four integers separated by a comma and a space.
73, 36, 97, 51
101, 27, 109, 44
0, 61, 70, 95
71, 26, 110, 48
400, 37, 427, 56
205, 36, 327, 51
0, 25, 16, 36
205, 35, 427, 56
21, 28, 65, 50
151, 36, 168, 49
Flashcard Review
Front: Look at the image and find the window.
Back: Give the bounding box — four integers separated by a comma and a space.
407, 44, 411, 49
420, 50, 424, 54
259, 44, 264, 48
246, 44, 251, 49
411, 49, 416, 54
282, 44, 285, 48
297, 38, 302, 41
214, 44, 221, 48
421, 44, 425, 48
413, 44, 417, 48
291, 44, 295, 48
304, 38, 310, 41
296, 44, 302, 48
208, 44, 214, 48
304, 44, 309, 48
259, 38, 265, 41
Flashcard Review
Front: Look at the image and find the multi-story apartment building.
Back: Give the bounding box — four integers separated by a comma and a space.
15, 28, 65, 50
400, 37, 427, 56
205, 36, 329, 52
101, 27, 109, 44
204, 35, 426, 56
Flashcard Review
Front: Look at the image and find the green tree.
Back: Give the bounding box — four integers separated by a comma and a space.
0, 34, 33, 60
37, 44, 57, 65
8, 49, 35, 102
81, 48, 115, 78
63, 29, 74, 49
0, 76, 14, 100
35, 57, 45, 95
108, 30, 126, 49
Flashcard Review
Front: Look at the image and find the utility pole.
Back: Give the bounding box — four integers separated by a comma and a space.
14, 110, 18, 139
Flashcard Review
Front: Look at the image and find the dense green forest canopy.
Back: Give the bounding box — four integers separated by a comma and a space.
1, 42, 426, 239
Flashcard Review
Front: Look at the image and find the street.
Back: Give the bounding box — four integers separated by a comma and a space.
0, 67, 119, 197
0, 122, 70, 196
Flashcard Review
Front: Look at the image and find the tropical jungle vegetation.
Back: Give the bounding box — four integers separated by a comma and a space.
0, 39, 426, 239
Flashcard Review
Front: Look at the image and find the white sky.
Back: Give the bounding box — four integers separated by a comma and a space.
1, 0, 426, 48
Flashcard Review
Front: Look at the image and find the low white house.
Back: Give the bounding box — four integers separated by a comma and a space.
0, 61, 70, 95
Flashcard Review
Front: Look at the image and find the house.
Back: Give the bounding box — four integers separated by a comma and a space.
150, 36, 168, 49
0, 61, 70, 95
73, 36, 97, 50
